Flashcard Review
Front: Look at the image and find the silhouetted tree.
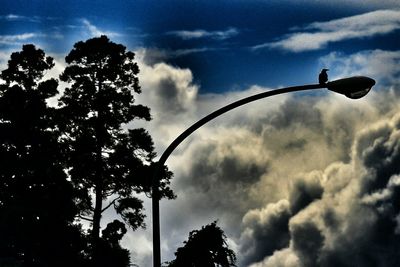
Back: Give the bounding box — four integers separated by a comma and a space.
96, 220, 131, 267
167, 221, 237, 267
0, 44, 87, 266
58, 35, 174, 266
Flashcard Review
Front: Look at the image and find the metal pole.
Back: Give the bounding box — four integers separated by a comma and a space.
152, 181, 161, 267
152, 83, 326, 267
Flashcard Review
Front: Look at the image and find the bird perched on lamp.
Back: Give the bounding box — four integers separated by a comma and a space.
319, 68, 329, 84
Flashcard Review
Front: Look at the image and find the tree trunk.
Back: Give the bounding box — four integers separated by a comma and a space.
92, 77, 105, 266
92, 115, 104, 265
92, 181, 103, 265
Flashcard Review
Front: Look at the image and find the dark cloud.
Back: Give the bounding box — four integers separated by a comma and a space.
185, 143, 267, 189
283, 139, 307, 151
267, 98, 322, 131
289, 174, 323, 215
171, 138, 269, 229
359, 124, 400, 195
157, 78, 188, 113
240, 200, 291, 266
253, 111, 400, 267
291, 221, 324, 267
240, 172, 324, 266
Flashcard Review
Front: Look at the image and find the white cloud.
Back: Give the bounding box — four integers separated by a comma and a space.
5, 14, 25, 20
0, 50, 12, 69
253, 9, 400, 52
172, 47, 223, 57
0, 31, 64, 47
0, 33, 37, 45
319, 49, 400, 85
0, 14, 41, 23
135, 47, 224, 63
81, 19, 121, 38
168, 27, 239, 40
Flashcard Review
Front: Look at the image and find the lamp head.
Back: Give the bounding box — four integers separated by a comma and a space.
327, 76, 376, 99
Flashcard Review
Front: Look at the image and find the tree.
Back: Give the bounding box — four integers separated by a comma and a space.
0, 44, 86, 266
97, 220, 131, 267
58, 35, 174, 265
167, 222, 237, 267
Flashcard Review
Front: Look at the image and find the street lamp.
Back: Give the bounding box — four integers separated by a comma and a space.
326, 76, 375, 99
152, 76, 376, 267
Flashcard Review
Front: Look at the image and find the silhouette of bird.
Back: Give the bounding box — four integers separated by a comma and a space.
319, 68, 329, 84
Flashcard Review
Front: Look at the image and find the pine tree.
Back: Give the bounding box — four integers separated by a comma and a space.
168, 221, 237, 267
59, 35, 174, 266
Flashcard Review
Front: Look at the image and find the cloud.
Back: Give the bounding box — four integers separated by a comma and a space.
123, 47, 400, 266
0, 14, 41, 23
168, 27, 239, 40
0, 50, 12, 69
252, 9, 400, 52
249, 248, 299, 267
0, 33, 37, 45
135, 47, 224, 64
81, 19, 121, 38
319, 49, 400, 86
249, 111, 400, 267
172, 47, 224, 57
0, 31, 64, 47
240, 200, 291, 265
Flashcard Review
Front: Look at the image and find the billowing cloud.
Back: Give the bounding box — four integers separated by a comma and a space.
240, 200, 291, 265
249, 111, 400, 267
124, 47, 400, 267
253, 9, 400, 52
168, 27, 239, 40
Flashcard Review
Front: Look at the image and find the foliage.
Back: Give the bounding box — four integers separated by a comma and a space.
0, 44, 87, 266
167, 221, 237, 267
95, 220, 131, 267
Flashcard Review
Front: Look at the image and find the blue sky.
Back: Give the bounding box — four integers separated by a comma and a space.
1, 1, 400, 267
1, 0, 399, 91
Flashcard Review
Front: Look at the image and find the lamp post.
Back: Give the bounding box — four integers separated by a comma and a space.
152, 76, 376, 267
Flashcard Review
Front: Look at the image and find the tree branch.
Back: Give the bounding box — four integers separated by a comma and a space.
77, 215, 93, 222
101, 196, 121, 213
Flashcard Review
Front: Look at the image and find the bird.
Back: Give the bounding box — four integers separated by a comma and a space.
319, 68, 329, 84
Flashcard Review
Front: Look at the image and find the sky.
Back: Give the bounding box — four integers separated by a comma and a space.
1, 0, 400, 266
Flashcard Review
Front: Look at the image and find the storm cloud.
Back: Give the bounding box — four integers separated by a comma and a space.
250, 111, 400, 267
121, 48, 400, 267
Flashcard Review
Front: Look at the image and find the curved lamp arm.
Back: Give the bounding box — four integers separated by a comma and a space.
157, 75, 375, 166
158, 83, 325, 166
